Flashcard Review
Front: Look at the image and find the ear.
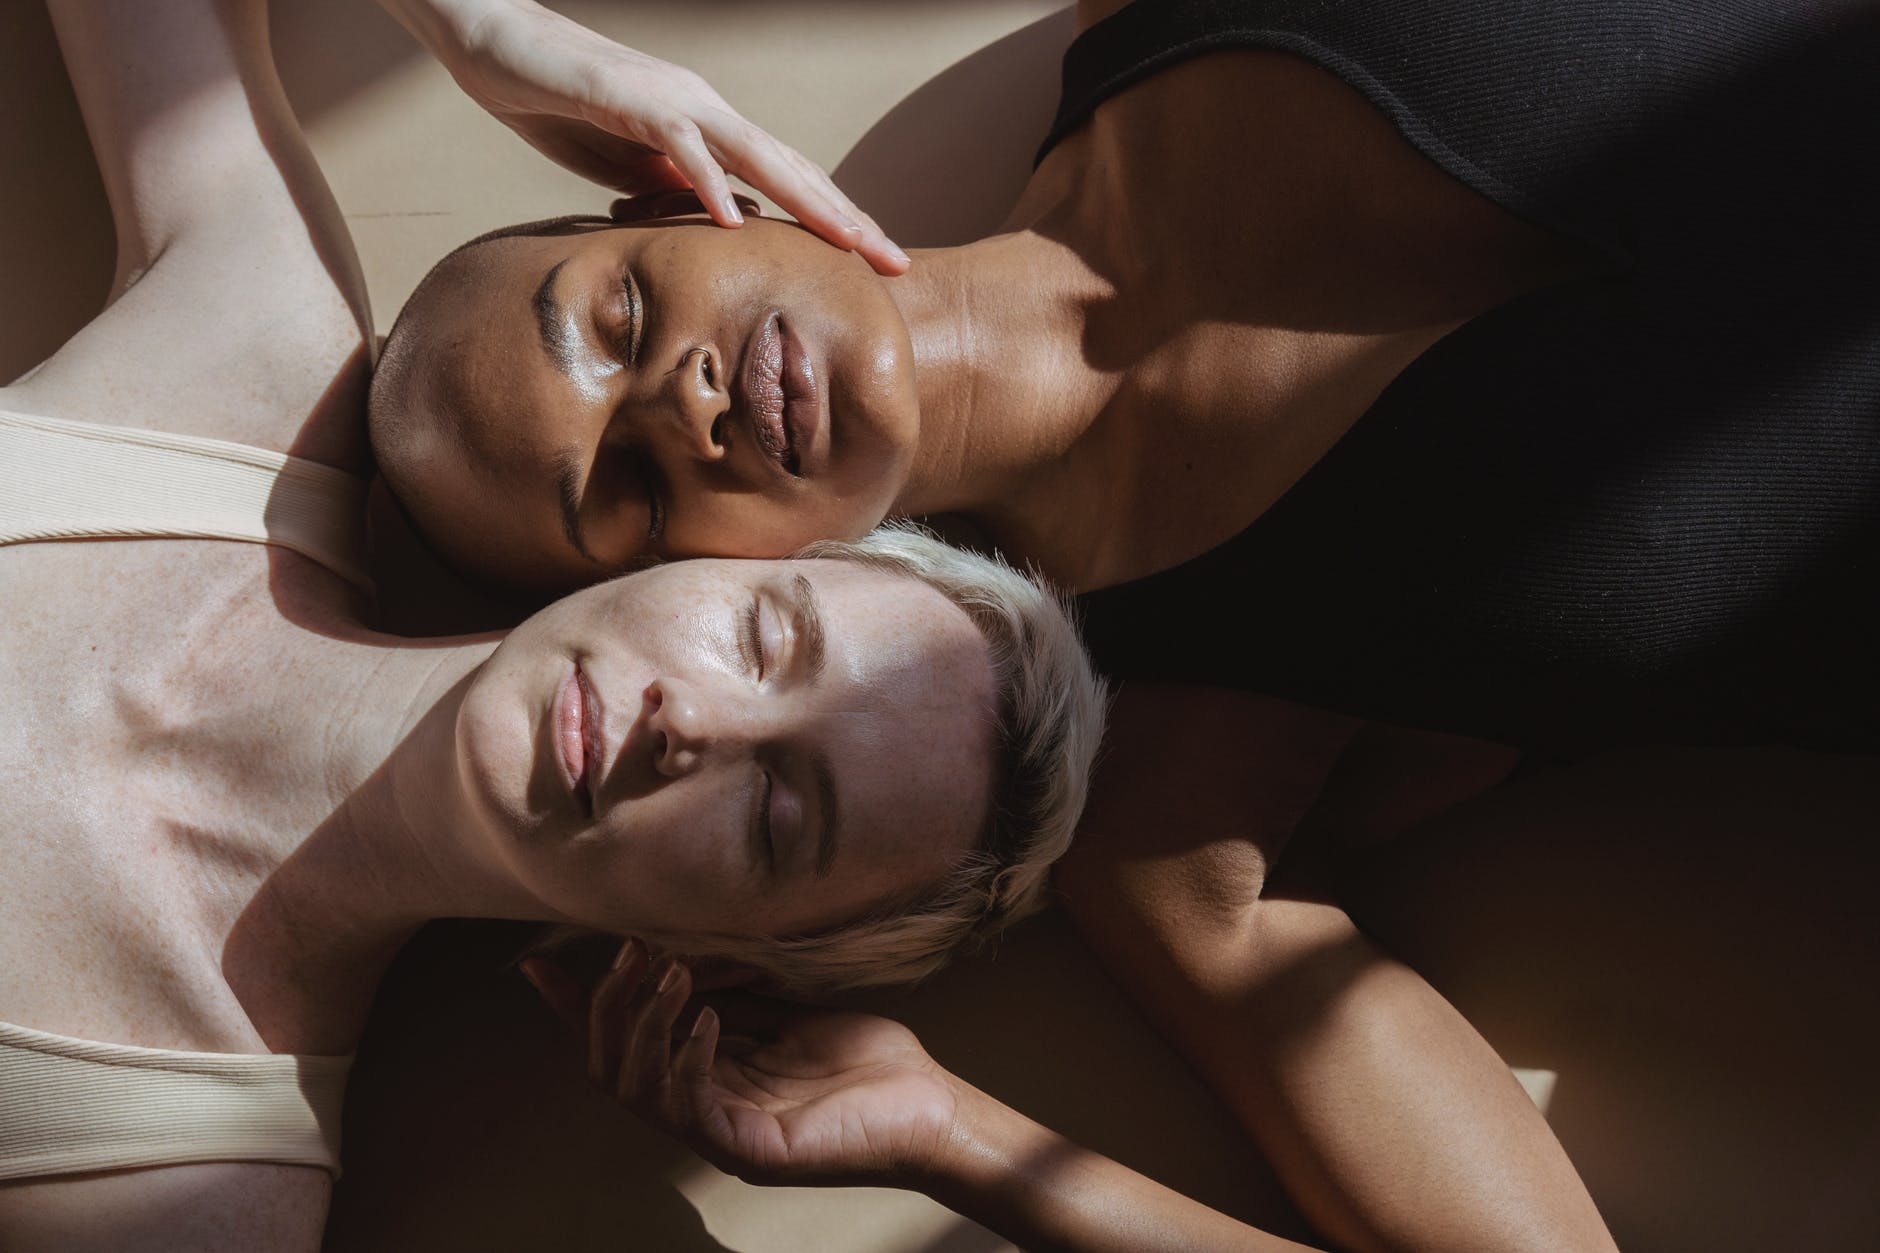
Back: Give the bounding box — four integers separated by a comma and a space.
608, 190, 763, 224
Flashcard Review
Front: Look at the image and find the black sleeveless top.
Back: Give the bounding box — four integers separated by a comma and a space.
1050, 0, 1880, 753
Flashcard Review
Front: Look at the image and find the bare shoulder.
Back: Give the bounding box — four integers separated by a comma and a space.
0, 1162, 329, 1253
1068, 685, 1359, 859
1056, 685, 1359, 928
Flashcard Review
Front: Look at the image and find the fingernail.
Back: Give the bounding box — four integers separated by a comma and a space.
690, 1006, 715, 1038
612, 938, 640, 970
517, 961, 544, 994
723, 198, 744, 225
888, 243, 911, 266
657, 961, 683, 994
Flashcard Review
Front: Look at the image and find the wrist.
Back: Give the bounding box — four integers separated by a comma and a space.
375, 0, 529, 54
913, 1074, 1034, 1199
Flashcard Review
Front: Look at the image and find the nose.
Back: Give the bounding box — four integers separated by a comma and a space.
642, 675, 762, 778
659, 345, 730, 464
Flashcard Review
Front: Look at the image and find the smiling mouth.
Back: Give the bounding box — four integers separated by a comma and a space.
741, 313, 822, 477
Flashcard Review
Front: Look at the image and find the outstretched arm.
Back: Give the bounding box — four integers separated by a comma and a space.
1056, 684, 1616, 1252
525, 944, 1317, 1252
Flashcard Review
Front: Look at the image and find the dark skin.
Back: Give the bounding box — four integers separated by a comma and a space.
377, 45, 1582, 594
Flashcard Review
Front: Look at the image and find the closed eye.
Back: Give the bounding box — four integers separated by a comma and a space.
619, 268, 644, 365
743, 595, 765, 679
636, 452, 665, 540
755, 770, 776, 867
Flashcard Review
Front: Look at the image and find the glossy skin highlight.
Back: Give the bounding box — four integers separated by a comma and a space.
375, 213, 920, 592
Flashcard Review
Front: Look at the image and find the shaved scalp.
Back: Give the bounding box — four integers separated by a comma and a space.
367, 214, 614, 573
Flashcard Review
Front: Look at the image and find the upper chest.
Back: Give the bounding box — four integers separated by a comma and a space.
1013, 51, 1583, 588
0, 544, 325, 1049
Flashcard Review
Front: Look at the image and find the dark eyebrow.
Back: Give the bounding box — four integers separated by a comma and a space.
810, 749, 841, 879
555, 447, 594, 560
790, 573, 827, 682
533, 258, 578, 379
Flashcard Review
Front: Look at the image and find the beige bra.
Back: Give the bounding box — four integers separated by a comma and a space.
0, 407, 371, 590
0, 1023, 350, 1182
0, 407, 366, 1180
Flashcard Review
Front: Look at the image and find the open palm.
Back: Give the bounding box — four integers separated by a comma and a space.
522, 945, 962, 1188
696, 1008, 959, 1186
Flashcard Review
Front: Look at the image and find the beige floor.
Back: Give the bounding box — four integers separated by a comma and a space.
4, 4, 1878, 1250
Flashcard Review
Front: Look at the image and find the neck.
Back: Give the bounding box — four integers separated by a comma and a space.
883, 229, 1115, 526
874, 84, 1575, 585
219, 620, 540, 1052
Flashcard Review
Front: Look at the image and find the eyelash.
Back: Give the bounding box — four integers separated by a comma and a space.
744, 595, 766, 679
757, 770, 776, 865
620, 271, 643, 364
636, 452, 665, 539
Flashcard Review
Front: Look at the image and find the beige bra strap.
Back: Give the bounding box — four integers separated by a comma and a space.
0, 409, 371, 591
0, 1020, 351, 1182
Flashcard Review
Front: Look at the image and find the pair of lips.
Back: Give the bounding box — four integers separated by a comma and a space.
555, 663, 603, 814
741, 313, 821, 476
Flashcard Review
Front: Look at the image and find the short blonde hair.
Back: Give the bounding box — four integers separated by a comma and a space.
596, 523, 1108, 994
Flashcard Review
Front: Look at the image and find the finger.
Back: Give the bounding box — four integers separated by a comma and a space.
563, 130, 690, 197
775, 145, 909, 275
517, 957, 589, 1038
676, 1005, 725, 1133
721, 135, 908, 275
713, 132, 856, 246
619, 958, 691, 1103
848, 209, 911, 277
655, 120, 743, 227
588, 938, 650, 1084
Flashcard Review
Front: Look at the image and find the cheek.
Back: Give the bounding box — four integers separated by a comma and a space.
454, 670, 533, 831
583, 784, 762, 925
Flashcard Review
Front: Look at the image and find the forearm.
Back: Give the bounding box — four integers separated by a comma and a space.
35, 0, 369, 445
373, 0, 506, 59
1084, 891, 1614, 1252
923, 1082, 1315, 1253
1241, 901, 1612, 1251
44, 0, 331, 283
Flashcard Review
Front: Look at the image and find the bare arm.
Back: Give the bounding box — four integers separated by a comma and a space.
528, 946, 1320, 1253
10, 0, 371, 462
1056, 685, 1615, 1252
921, 1083, 1316, 1252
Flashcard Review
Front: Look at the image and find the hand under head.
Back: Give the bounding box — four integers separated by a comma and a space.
368, 194, 923, 594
